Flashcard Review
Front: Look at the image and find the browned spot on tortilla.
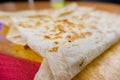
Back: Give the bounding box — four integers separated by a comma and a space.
68, 40, 72, 42
35, 22, 41, 26
63, 19, 75, 27
78, 24, 85, 29
66, 35, 72, 39
53, 36, 62, 39
44, 34, 62, 40
19, 23, 35, 28
24, 45, 30, 50
57, 25, 65, 32
52, 25, 65, 36
84, 32, 92, 37
54, 41, 59, 45
55, 19, 75, 27
51, 29, 56, 32
72, 31, 85, 41
19, 23, 25, 28
45, 26, 49, 30
66, 35, 72, 42
48, 47, 58, 52
44, 35, 50, 39
66, 32, 92, 41
54, 32, 63, 37
79, 59, 85, 67
66, 32, 82, 41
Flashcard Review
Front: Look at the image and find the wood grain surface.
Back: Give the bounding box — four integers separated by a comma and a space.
0, 2, 120, 80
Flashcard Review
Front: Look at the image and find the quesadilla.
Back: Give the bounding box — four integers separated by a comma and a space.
6, 3, 120, 80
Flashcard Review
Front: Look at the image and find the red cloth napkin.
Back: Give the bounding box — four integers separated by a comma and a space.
0, 53, 40, 80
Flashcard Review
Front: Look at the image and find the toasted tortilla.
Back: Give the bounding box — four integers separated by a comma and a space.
5, 10, 52, 45
5, 4, 94, 46
6, 3, 120, 80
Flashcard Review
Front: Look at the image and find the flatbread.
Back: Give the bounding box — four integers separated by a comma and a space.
6, 26, 26, 45
5, 4, 94, 46
6, 3, 120, 80
5, 10, 52, 45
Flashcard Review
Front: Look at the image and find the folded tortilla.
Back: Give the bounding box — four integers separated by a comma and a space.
6, 3, 94, 46
5, 10, 53, 45
6, 3, 120, 80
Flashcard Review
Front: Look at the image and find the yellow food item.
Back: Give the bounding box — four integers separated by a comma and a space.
11, 44, 43, 62
0, 25, 43, 62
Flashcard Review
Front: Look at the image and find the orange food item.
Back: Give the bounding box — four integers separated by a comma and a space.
0, 25, 43, 62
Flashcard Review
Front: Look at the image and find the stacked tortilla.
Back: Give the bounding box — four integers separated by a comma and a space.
2, 3, 120, 80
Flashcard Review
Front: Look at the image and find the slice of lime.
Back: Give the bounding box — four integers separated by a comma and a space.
52, 2, 66, 9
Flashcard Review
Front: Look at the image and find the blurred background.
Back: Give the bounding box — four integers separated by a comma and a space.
0, 0, 119, 11
0, 0, 120, 4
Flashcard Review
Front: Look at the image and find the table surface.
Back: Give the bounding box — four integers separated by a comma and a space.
0, 2, 120, 12
0, 2, 120, 80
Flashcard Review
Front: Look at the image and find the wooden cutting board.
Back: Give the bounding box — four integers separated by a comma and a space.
0, 2, 120, 80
